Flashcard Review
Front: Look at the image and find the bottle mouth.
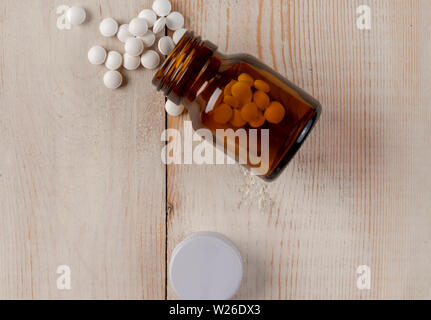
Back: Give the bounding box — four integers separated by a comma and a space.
152, 31, 217, 104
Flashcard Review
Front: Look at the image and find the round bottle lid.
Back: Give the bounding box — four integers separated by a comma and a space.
169, 232, 243, 300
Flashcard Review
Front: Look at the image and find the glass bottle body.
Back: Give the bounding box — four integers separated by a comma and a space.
153, 32, 321, 181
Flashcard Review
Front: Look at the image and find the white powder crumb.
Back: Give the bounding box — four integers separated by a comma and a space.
239, 167, 273, 210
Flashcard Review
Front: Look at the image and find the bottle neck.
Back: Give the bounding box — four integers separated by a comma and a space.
152, 32, 218, 105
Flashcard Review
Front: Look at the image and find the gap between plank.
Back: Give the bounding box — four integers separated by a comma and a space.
164, 24, 169, 301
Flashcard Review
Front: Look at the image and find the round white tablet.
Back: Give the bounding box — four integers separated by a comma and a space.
88, 45, 107, 65
99, 18, 119, 37
164, 99, 184, 116
141, 50, 160, 70
158, 36, 175, 55
152, 17, 166, 34
125, 37, 144, 57
138, 9, 157, 27
138, 31, 156, 47
128, 17, 148, 37
105, 51, 123, 70
117, 24, 132, 43
123, 53, 141, 71
66, 6, 86, 25
166, 12, 184, 31
103, 70, 123, 89
173, 28, 187, 44
152, 0, 172, 17
170, 232, 243, 300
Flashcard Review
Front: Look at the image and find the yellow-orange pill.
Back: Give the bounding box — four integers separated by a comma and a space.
253, 90, 270, 111
231, 82, 252, 104
223, 95, 240, 109
231, 109, 247, 127
213, 103, 233, 124
249, 112, 266, 128
224, 80, 237, 96
240, 102, 258, 122
254, 79, 270, 93
238, 73, 254, 86
264, 101, 286, 124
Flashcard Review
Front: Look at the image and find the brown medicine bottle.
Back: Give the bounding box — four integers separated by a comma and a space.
153, 32, 321, 181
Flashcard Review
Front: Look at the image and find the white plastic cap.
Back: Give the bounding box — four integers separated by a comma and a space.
169, 232, 243, 300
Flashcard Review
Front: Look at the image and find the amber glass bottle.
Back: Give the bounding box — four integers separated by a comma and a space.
153, 32, 321, 181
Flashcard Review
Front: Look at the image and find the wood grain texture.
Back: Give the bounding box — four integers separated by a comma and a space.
0, 0, 166, 299
167, 0, 431, 299
0, 0, 430, 300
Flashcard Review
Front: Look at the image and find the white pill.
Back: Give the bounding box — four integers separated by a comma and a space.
125, 37, 144, 57
104, 70, 123, 89
166, 12, 184, 31
99, 18, 118, 37
165, 100, 184, 117
152, 0, 172, 17
152, 17, 166, 34
117, 24, 132, 43
158, 36, 175, 55
173, 28, 187, 44
138, 31, 156, 47
138, 9, 157, 27
88, 45, 107, 65
128, 17, 148, 37
141, 50, 161, 70
105, 51, 123, 70
66, 6, 86, 25
123, 53, 141, 71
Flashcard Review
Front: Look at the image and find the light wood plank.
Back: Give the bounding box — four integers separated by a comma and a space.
167, 0, 431, 299
0, 0, 430, 300
0, 0, 166, 299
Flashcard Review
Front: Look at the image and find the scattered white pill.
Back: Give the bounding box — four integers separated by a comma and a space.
158, 36, 175, 55
139, 9, 157, 27
104, 70, 123, 89
88, 45, 107, 65
117, 24, 132, 43
128, 17, 148, 37
66, 6, 86, 25
152, 17, 166, 34
141, 50, 161, 70
166, 12, 184, 31
99, 18, 119, 37
105, 51, 123, 70
125, 37, 144, 57
123, 53, 141, 71
173, 28, 187, 44
165, 100, 184, 117
152, 0, 172, 17
139, 31, 156, 47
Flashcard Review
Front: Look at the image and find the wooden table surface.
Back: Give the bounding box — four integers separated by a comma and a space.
0, 0, 430, 300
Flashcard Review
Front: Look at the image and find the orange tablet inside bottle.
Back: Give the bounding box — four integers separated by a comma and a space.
153, 31, 321, 181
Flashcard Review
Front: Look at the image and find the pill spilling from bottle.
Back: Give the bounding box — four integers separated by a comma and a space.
60, 1, 322, 180
99, 18, 119, 37
78, 0, 186, 94
66, 6, 86, 25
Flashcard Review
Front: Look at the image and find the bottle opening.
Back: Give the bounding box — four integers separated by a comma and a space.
152, 31, 217, 105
